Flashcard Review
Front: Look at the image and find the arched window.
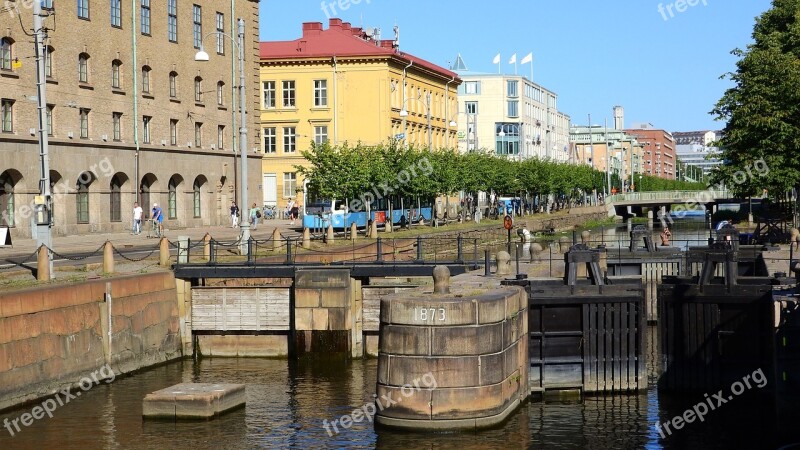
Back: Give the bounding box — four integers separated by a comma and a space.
0, 37, 13, 71
44, 46, 54, 78
168, 176, 181, 219
169, 71, 178, 98
139, 173, 157, 219
0, 170, 19, 227
216, 81, 224, 106
78, 53, 90, 83
111, 59, 122, 89
76, 172, 94, 224
141, 66, 151, 94
192, 177, 203, 218
110, 175, 123, 222
194, 76, 202, 103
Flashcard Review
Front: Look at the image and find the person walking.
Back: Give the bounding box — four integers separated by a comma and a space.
660, 226, 672, 247
249, 203, 260, 231
230, 201, 240, 228
290, 201, 300, 226
132, 202, 143, 235
152, 203, 163, 237
285, 198, 295, 223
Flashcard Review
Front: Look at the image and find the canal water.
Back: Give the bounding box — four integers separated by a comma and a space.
0, 351, 797, 449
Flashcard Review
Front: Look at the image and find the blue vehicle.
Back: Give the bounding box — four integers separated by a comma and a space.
301, 197, 433, 230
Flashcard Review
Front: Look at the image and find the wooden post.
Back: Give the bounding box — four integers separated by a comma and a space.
272, 228, 281, 252
370, 220, 378, 239
385, 220, 393, 234
159, 237, 170, 267
326, 224, 335, 244
303, 228, 311, 249
103, 241, 115, 274
203, 233, 211, 261
37, 245, 50, 281
350, 222, 357, 242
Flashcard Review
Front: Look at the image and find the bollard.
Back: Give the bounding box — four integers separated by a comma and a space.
572, 230, 577, 245
581, 230, 591, 245
416, 236, 423, 262
529, 242, 543, 262
285, 238, 293, 264
326, 224, 335, 244
208, 239, 217, 264
515, 243, 522, 278
303, 228, 311, 249
376, 238, 383, 262
103, 241, 114, 274
246, 238, 254, 264
159, 237, 170, 267
350, 222, 358, 242
385, 220, 393, 233
370, 220, 379, 239
177, 236, 189, 264
496, 251, 512, 276
37, 245, 50, 281
484, 249, 491, 276
272, 228, 281, 252
432, 265, 451, 294
203, 233, 211, 261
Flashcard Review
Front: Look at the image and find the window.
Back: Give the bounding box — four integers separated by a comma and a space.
0, 173, 15, 227
142, 115, 151, 143
167, 0, 177, 42
79, 108, 89, 138
217, 125, 224, 150
192, 178, 202, 218
78, 0, 90, 19
76, 178, 90, 224
465, 101, 478, 115
111, 0, 121, 27
44, 46, 53, 78
110, 175, 122, 222
194, 122, 202, 148
314, 126, 328, 145
507, 100, 519, 118
507, 80, 518, 97
495, 123, 520, 156
111, 60, 122, 89
41, 0, 53, 8
262, 81, 275, 108
215, 12, 224, 54
216, 81, 224, 106
78, 53, 89, 83
192, 5, 202, 49
282, 81, 295, 107
194, 77, 202, 102
141, 0, 151, 35
170, 119, 178, 145
169, 71, 177, 98
112, 112, 122, 141
283, 127, 296, 153
141, 66, 151, 93
283, 173, 296, 198
168, 178, 177, 219
0, 38, 11, 71
46, 105, 53, 135
263, 127, 276, 153
464, 81, 479, 94
314, 80, 327, 107
1, 99, 12, 132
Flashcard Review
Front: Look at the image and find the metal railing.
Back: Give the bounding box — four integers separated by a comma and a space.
606, 189, 730, 205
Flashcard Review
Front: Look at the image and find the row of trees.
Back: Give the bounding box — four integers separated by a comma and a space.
298, 142, 705, 204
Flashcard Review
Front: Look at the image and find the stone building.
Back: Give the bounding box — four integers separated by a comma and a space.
0, 0, 261, 238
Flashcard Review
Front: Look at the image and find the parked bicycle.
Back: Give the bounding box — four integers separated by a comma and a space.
262, 205, 278, 220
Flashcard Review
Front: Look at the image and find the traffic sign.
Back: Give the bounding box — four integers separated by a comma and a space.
394, 133, 405, 139
0, 227, 11, 246
503, 215, 513, 230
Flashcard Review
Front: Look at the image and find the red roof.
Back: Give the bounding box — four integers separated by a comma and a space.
260, 19, 460, 82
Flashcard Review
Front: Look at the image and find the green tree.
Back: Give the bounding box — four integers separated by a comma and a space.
711, 0, 800, 197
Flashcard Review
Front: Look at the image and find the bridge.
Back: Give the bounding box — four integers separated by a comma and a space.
604, 189, 736, 218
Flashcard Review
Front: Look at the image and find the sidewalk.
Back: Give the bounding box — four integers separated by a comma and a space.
0, 219, 301, 259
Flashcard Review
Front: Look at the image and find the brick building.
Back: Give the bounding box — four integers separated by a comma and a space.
0, 0, 260, 238
625, 123, 677, 180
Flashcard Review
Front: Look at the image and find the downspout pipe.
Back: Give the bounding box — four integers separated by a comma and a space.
333, 55, 338, 144
401, 61, 413, 142
131, 0, 140, 205
444, 75, 455, 149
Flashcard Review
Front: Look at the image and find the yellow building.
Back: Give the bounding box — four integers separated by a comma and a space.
259, 19, 461, 210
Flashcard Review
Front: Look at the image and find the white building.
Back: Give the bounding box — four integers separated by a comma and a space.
674, 130, 723, 176
452, 56, 570, 161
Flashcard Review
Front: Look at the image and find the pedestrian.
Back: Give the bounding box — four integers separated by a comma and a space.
152, 203, 163, 237
290, 201, 300, 225
660, 226, 672, 247
286, 198, 295, 222
132, 202, 143, 235
230, 201, 239, 228
249, 202, 260, 230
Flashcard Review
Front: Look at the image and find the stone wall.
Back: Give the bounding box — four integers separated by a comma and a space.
0, 272, 182, 411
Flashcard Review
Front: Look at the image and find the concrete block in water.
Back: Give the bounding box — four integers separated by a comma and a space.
142, 383, 245, 419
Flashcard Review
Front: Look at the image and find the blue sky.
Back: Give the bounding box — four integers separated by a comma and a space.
259, 0, 773, 132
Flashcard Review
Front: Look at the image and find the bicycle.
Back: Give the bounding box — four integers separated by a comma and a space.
263, 205, 278, 220
147, 219, 161, 238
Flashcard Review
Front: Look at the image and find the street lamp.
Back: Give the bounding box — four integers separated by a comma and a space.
195, 18, 251, 255
399, 93, 432, 149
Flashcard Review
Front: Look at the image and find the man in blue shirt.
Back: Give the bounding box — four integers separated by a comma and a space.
152, 203, 163, 237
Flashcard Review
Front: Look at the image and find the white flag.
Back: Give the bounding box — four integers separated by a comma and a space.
520, 52, 533, 65
492, 53, 501, 64
509, 53, 517, 64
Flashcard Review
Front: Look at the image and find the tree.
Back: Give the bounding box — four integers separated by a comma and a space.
711, 0, 800, 197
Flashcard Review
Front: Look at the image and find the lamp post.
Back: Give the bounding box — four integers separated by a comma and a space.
196, 19, 250, 254
399, 95, 432, 149
449, 111, 477, 152
33, 0, 53, 278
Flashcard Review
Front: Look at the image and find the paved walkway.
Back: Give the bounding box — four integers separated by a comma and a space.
0, 219, 301, 260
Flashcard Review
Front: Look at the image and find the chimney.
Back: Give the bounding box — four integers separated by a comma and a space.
302, 22, 323, 36
329, 18, 342, 29
380, 40, 394, 49
342, 22, 352, 32
351, 27, 362, 36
